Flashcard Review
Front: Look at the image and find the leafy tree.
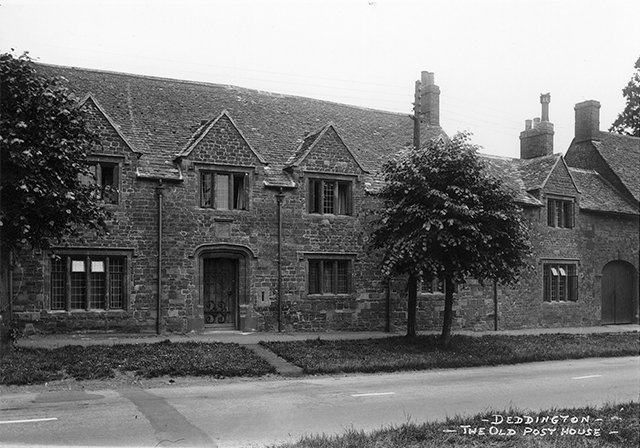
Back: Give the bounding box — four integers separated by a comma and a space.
0, 52, 108, 354
0, 52, 108, 253
369, 132, 532, 347
609, 55, 640, 137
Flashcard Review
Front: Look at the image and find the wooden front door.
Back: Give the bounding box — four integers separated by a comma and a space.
602, 261, 636, 325
203, 258, 238, 329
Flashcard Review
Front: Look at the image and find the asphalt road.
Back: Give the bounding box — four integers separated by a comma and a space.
1, 356, 638, 447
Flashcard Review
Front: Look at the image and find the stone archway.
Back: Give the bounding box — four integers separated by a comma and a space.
194, 244, 256, 331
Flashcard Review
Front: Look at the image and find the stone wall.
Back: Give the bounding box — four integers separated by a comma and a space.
8, 102, 639, 335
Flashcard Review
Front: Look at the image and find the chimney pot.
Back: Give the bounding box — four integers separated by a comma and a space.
525, 119, 532, 130
540, 93, 551, 122
421, 71, 435, 86
533, 117, 541, 128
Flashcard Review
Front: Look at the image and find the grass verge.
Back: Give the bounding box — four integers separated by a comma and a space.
0, 340, 275, 385
271, 401, 639, 448
260, 332, 639, 375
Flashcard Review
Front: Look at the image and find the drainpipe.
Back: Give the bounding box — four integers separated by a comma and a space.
493, 280, 498, 331
385, 277, 391, 333
156, 180, 164, 335
8, 251, 13, 318
275, 188, 285, 332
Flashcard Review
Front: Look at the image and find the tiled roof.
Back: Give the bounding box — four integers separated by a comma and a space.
593, 132, 640, 203
480, 154, 542, 206
569, 168, 639, 215
517, 154, 560, 191
36, 64, 443, 182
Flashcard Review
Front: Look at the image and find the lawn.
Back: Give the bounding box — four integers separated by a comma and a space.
260, 332, 639, 375
0, 340, 275, 385
1, 332, 637, 386
271, 401, 639, 448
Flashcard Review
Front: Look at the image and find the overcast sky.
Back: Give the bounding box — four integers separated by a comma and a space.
1, 0, 638, 158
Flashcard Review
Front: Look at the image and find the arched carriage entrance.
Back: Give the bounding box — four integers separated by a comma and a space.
601, 260, 638, 325
196, 244, 255, 331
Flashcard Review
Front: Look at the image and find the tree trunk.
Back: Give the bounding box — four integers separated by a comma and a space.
440, 276, 454, 348
406, 274, 418, 338
0, 252, 13, 358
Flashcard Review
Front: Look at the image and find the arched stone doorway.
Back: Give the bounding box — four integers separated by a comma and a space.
195, 244, 256, 331
601, 260, 638, 325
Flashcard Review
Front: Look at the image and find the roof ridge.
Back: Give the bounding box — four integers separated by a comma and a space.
600, 130, 640, 141
568, 167, 598, 174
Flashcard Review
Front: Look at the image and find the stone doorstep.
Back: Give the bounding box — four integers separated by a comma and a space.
245, 344, 303, 377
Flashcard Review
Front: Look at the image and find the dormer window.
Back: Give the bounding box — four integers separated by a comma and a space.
547, 197, 574, 228
201, 170, 248, 210
79, 159, 121, 205
308, 178, 352, 215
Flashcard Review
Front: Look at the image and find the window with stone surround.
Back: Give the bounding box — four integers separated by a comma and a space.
201, 170, 249, 210
543, 262, 578, 302
419, 278, 457, 294
547, 197, 575, 228
307, 256, 354, 295
308, 177, 353, 215
50, 252, 129, 311
78, 158, 121, 205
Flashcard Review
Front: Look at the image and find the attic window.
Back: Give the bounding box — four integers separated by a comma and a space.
547, 198, 574, 229
79, 161, 120, 205
308, 178, 352, 215
201, 170, 248, 210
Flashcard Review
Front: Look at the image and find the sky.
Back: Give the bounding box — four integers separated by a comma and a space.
1, 0, 638, 158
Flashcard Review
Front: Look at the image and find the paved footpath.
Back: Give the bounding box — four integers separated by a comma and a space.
14, 324, 638, 377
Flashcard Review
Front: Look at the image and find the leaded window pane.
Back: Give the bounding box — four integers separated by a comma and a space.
323, 181, 335, 214
51, 258, 66, 310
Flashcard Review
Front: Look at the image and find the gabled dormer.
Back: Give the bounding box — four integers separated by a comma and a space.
176, 111, 266, 211
78, 94, 142, 206
286, 123, 367, 217
176, 110, 267, 166
285, 123, 367, 175
542, 156, 580, 229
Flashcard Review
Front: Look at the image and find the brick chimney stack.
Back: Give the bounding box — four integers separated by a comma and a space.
574, 100, 600, 142
420, 71, 440, 127
520, 93, 554, 159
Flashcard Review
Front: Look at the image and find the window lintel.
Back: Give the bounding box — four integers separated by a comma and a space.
87, 154, 125, 164
196, 163, 255, 172
304, 171, 357, 181
545, 194, 575, 202
301, 252, 358, 261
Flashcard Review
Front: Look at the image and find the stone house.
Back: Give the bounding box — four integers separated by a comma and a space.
6, 66, 638, 334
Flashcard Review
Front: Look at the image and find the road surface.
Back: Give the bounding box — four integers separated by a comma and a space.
1, 356, 638, 447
